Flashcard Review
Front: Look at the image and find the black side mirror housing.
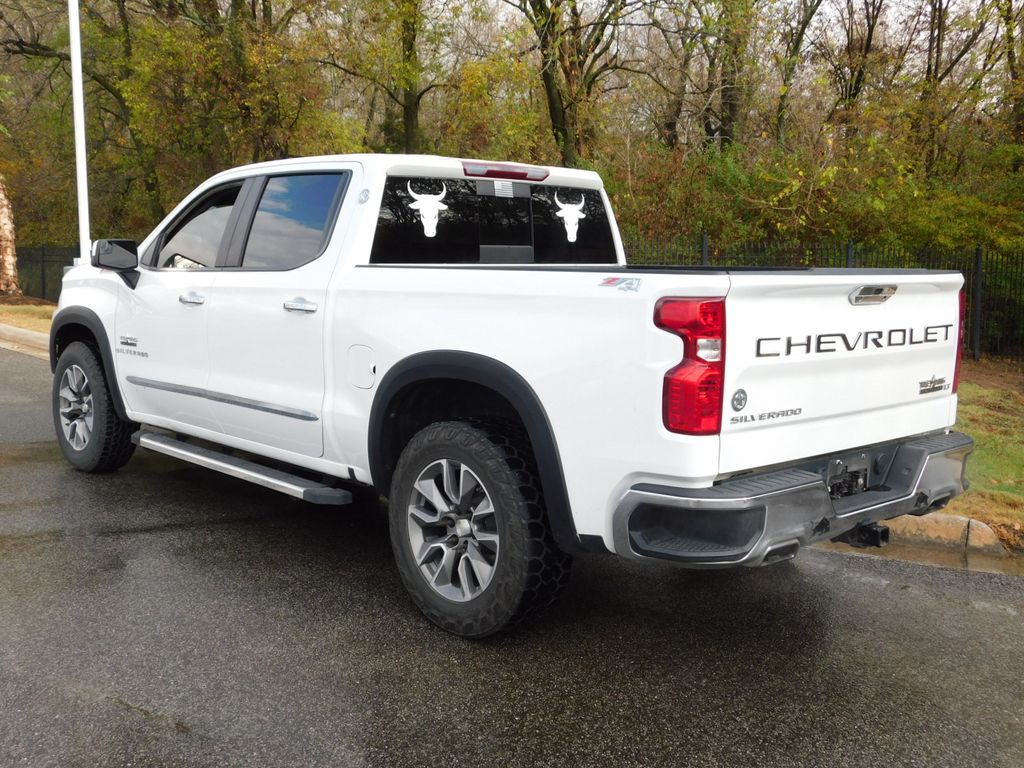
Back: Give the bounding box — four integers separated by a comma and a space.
92, 239, 139, 271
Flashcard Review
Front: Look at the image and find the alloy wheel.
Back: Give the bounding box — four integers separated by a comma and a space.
58, 364, 94, 451
406, 459, 500, 602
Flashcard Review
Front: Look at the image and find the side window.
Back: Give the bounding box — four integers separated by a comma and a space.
532, 186, 616, 264
370, 178, 478, 264
157, 184, 241, 269
368, 176, 617, 265
241, 174, 346, 270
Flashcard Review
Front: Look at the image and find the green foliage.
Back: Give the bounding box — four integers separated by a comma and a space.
1, 0, 1024, 251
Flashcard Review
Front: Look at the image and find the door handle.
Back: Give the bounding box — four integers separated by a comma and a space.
178, 291, 206, 306
283, 298, 318, 314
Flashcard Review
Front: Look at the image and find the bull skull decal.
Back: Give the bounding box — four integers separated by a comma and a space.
554, 192, 587, 243
407, 181, 448, 238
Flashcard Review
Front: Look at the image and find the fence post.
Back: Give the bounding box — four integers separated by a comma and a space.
701, 232, 709, 265
971, 246, 983, 360
845, 240, 854, 268
40, 245, 47, 301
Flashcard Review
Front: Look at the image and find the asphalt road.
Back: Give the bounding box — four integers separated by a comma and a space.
1, 346, 1022, 768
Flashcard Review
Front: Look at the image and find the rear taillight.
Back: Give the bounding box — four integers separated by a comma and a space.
953, 288, 965, 393
655, 298, 726, 435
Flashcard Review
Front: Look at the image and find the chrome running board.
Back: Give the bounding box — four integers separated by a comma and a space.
132, 430, 352, 505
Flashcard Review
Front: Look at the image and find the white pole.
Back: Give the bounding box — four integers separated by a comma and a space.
67, 0, 90, 265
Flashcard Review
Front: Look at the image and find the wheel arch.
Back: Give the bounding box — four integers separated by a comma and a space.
368, 350, 588, 554
50, 307, 129, 421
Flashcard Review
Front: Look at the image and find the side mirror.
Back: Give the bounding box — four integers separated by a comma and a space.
92, 239, 139, 271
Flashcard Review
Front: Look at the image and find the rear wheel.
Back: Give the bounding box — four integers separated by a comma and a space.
52, 341, 136, 472
388, 421, 572, 638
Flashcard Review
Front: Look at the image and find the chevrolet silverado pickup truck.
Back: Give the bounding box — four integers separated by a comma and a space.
50, 154, 973, 637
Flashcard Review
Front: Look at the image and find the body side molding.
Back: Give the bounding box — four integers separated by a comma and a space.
126, 376, 319, 421
368, 350, 590, 554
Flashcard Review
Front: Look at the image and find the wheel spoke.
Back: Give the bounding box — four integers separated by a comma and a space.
441, 459, 461, 508
431, 547, 456, 588
471, 495, 493, 519
408, 504, 442, 528
77, 418, 92, 445
473, 529, 499, 551
414, 473, 451, 514
59, 386, 77, 404
457, 464, 481, 507
415, 540, 446, 566
68, 420, 85, 450
465, 541, 494, 587
456, 553, 475, 600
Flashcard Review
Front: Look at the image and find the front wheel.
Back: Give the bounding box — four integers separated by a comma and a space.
52, 341, 136, 472
388, 421, 572, 638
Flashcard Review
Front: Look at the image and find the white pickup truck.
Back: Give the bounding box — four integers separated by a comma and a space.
50, 154, 973, 637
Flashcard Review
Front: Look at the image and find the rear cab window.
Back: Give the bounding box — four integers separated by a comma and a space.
369, 176, 617, 265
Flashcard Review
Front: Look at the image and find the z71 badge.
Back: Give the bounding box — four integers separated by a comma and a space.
598, 277, 642, 292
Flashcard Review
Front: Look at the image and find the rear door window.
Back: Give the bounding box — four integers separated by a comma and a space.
369, 176, 616, 265
241, 173, 347, 270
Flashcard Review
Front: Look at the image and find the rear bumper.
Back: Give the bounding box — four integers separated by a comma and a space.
612, 431, 973, 567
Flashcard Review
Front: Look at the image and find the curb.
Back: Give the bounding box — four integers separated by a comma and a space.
0, 322, 49, 357
886, 512, 1012, 558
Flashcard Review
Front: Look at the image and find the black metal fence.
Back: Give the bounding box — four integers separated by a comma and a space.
14, 246, 78, 303
626, 236, 1024, 361
15, 239, 1024, 360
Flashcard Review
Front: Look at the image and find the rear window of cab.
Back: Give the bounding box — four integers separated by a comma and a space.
369, 176, 617, 265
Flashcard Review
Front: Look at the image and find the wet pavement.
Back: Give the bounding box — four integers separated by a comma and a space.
1, 346, 1022, 767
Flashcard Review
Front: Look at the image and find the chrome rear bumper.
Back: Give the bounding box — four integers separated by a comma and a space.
612, 431, 973, 567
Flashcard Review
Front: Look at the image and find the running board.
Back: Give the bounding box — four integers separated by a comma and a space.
132, 431, 352, 505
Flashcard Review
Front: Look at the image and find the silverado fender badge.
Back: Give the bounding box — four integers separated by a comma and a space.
598, 277, 642, 292
849, 285, 898, 305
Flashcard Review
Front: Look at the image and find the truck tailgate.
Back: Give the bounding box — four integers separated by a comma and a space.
720, 271, 963, 475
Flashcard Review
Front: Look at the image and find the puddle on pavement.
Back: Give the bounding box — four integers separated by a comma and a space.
815, 540, 1024, 576
0, 442, 59, 467
0, 528, 66, 554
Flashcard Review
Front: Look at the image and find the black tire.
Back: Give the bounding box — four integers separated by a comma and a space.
52, 341, 136, 472
388, 420, 572, 638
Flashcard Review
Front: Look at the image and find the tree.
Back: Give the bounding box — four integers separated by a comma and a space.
816, 0, 887, 128
0, 75, 19, 296
775, 0, 825, 144
316, 0, 457, 153
502, 0, 638, 166
999, 0, 1024, 168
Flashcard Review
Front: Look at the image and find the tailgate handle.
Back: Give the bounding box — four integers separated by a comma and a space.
849, 286, 897, 305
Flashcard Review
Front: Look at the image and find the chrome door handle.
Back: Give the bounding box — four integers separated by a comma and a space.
283, 298, 318, 314
178, 291, 205, 306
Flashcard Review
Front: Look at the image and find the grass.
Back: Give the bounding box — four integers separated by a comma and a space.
0, 296, 56, 333
947, 359, 1024, 550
